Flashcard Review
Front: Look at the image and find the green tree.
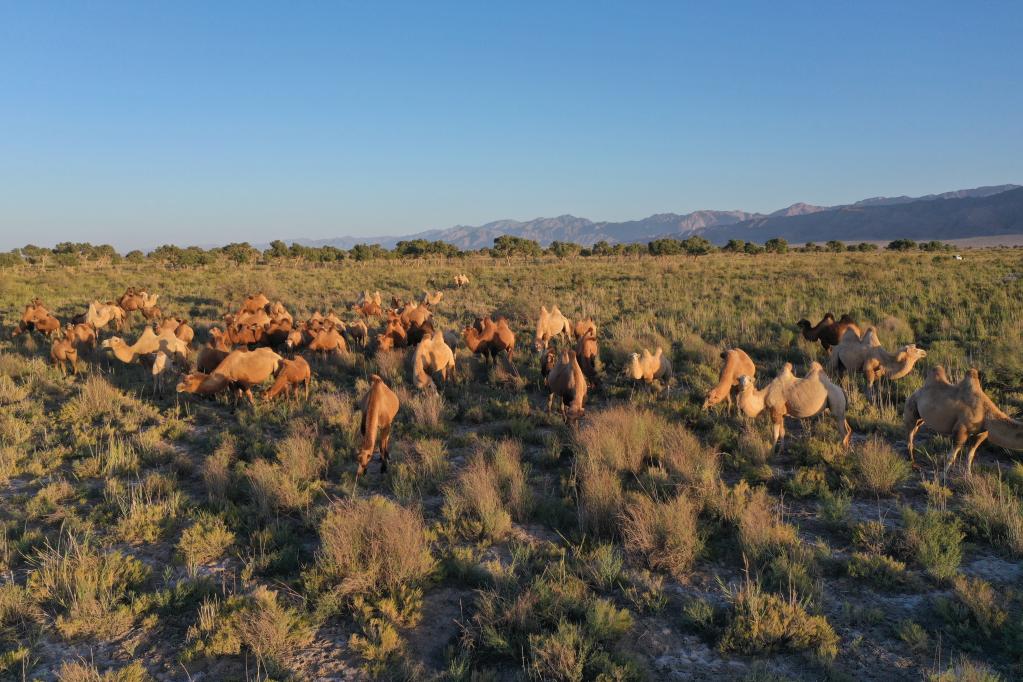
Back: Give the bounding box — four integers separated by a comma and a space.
825, 240, 845, 253
648, 238, 684, 256
681, 236, 714, 255
492, 235, 542, 258
764, 238, 788, 253
886, 239, 917, 251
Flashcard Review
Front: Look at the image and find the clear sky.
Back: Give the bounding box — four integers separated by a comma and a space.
1, 1, 1020, 250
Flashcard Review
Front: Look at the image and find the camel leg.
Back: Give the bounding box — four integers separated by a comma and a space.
965, 431, 988, 478
907, 418, 925, 465
379, 423, 392, 474
547, 393, 555, 413
305, 377, 310, 400
246, 388, 256, 406
838, 418, 851, 448
772, 414, 785, 452
944, 426, 970, 477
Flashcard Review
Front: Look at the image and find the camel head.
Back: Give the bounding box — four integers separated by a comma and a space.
176, 373, 208, 394
624, 352, 643, 380
737, 375, 755, 393
898, 344, 927, 363
796, 319, 811, 330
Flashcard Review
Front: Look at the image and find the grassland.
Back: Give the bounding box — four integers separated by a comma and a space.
1, 249, 1022, 681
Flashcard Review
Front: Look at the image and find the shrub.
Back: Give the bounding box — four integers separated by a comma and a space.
961, 472, 1023, 556
737, 487, 798, 562
901, 507, 963, 581
28, 533, 149, 639
528, 619, 592, 682
928, 657, 1004, 682
579, 544, 623, 591
314, 495, 435, 604
388, 438, 450, 502
575, 457, 624, 538
847, 552, 909, 589
178, 514, 235, 574
574, 406, 666, 475
621, 493, 703, 580
719, 578, 838, 660
852, 436, 910, 495
55, 660, 152, 682
184, 586, 313, 676
442, 440, 530, 542
897, 619, 930, 654
937, 575, 1008, 640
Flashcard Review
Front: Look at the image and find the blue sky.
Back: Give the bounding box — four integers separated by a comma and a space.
1, 2, 1020, 250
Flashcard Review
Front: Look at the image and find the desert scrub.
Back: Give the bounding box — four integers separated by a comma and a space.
928, 656, 1004, 682
442, 439, 530, 541
621, 492, 703, 580
900, 506, 963, 581
736, 486, 799, 562
244, 430, 326, 517
847, 552, 910, 590
310, 495, 435, 612
960, 471, 1023, 556
719, 577, 838, 660
850, 436, 910, 495
183, 586, 313, 676
27, 533, 149, 639
388, 437, 450, 502
178, 513, 235, 574
105, 473, 182, 544
934, 575, 1009, 644
731, 425, 774, 482
55, 660, 152, 682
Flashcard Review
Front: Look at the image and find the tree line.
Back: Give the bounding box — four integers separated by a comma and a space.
0, 235, 961, 268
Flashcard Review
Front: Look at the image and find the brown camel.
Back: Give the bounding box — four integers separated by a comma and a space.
265, 356, 312, 401
356, 375, 400, 477
308, 326, 349, 356
454, 273, 470, 288
463, 316, 517, 373
347, 319, 369, 348
574, 329, 599, 388
50, 330, 79, 376
737, 362, 851, 449
572, 317, 597, 341
904, 367, 1023, 476
66, 323, 98, 350
176, 347, 283, 404
546, 349, 587, 423
797, 313, 861, 351
703, 348, 756, 409
241, 293, 271, 315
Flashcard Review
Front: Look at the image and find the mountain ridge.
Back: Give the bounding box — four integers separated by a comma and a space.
280, 183, 1022, 250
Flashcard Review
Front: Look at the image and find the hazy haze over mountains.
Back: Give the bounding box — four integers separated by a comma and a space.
285, 184, 1022, 250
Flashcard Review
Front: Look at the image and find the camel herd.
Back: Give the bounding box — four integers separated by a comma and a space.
8, 292, 1023, 479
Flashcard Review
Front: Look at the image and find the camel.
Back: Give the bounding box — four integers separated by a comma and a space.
797, 313, 861, 351
265, 356, 312, 401
118, 288, 145, 313
411, 330, 456, 389
540, 345, 558, 384
357, 290, 383, 307
534, 305, 573, 351
270, 301, 292, 326
50, 331, 79, 376
13, 301, 58, 338
575, 329, 599, 388
141, 305, 162, 321
546, 349, 587, 423
285, 328, 308, 351
379, 318, 408, 350
830, 327, 927, 396
356, 375, 400, 477
624, 348, 672, 384
354, 300, 383, 318
157, 318, 195, 347
421, 291, 443, 307
139, 291, 160, 310
736, 362, 851, 449
140, 351, 174, 395
463, 317, 517, 373
66, 323, 98, 350
572, 318, 597, 341
227, 323, 265, 347
308, 326, 349, 356
904, 367, 1023, 476
347, 319, 369, 348
454, 274, 470, 288
241, 293, 271, 315
101, 327, 189, 366
32, 314, 62, 339
176, 347, 283, 404
197, 343, 231, 374
83, 301, 126, 332
703, 348, 756, 410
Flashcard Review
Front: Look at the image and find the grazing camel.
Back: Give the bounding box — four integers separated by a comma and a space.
356, 375, 400, 477
463, 317, 517, 372
50, 331, 79, 376
411, 330, 456, 389
378, 318, 408, 350
736, 362, 851, 449
797, 313, 861, 351
14, 301, 60, 338
546, 349, 587, 423
308, 326, 349, 356
285, 328, 308, 351
624, 348, 672, 384
454, 273, 470, 288
703, 348, 756, 410
904, 367, 1023, 476
265, 356, 312, 401
534, 305, 573, 351
574, 329, 599, 388
157, 318, 195, 347
347, 319, 369, 348
830, 327, 927, 396
572, 318, 597, 341
66, 323, 98, 350
176, 347, 283, 404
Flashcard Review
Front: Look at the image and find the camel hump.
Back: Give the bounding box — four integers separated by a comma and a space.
370, 374, 383, 384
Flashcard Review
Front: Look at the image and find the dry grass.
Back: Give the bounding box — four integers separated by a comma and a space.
851, 436, 910, 495
621, 493, 703, 580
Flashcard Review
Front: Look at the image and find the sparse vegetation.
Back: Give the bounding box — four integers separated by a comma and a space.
2, 251, 1023, 678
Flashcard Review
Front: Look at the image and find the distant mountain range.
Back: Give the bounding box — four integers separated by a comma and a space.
285, 184, 1022, 250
